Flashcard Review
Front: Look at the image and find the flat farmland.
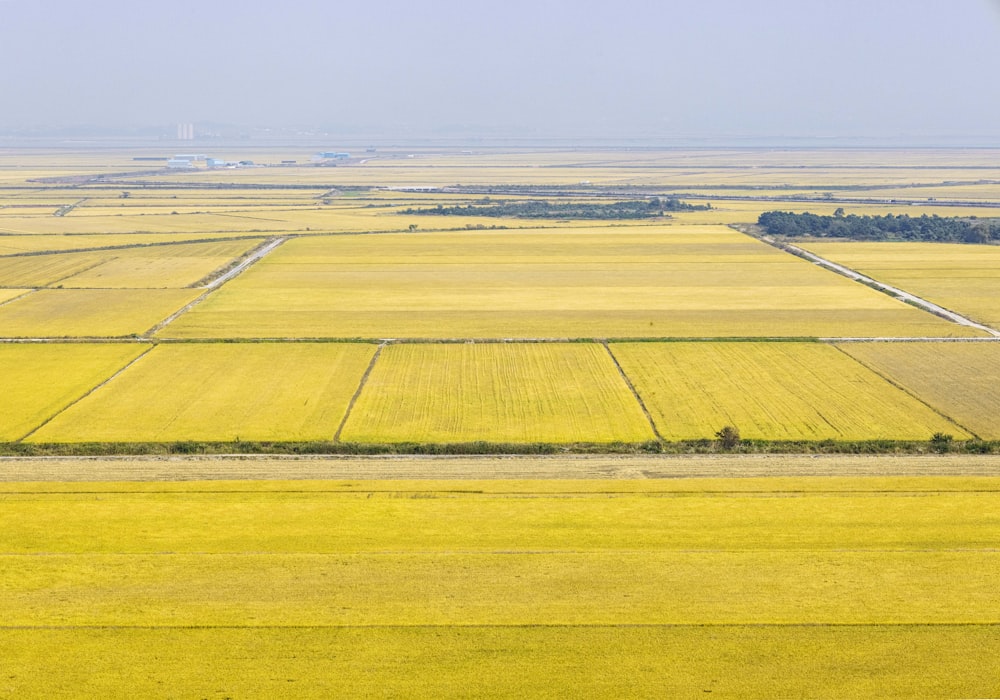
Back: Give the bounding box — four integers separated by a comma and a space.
28, 343, 375, 443
1, 475, 998, 697
801, 241, 1000, 330
340, 343, 654, 444
610, 342, 968, 440
0, 238, 262, 289
0, 343, 147, 441
0, 288, 30, 304
160, 226, 974, 339
0, 288, 200, 337
840, 342, 1000, 440
55, 238, 264, 288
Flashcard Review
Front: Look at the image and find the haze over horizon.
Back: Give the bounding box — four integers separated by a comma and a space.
1, 0, 999, 144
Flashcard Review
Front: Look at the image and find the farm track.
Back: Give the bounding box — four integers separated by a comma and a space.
3, 454, 1000, 482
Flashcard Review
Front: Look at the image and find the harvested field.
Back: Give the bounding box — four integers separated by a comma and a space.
4, 453, 1000, 481
340, 343, 654, 444
611, 341, 969, 440
28, 343, 376, 443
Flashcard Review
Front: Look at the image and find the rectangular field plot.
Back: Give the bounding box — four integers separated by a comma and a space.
610, 342, 967, 440
159, 227, 975, 340
29, 343, 376, 443
56, 238, 264, 288
839, 342, 1000, 439
0, 288, 30, 304
2, 478, 999, 698
0, 343, 147, 441
802, 241, 1000, 331
0, 252, 107, 287
0, 289, 200, 337
340, 343, 654, 443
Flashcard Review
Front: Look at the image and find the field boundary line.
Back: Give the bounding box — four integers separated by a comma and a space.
830, 343, 981, 440
3, 622, 1000, 631
141, 236, 288, 337
0, 234, 273, 260
334, 341, 387, 442
15, 344, 157, 443
0, 289, 37, 308
602, 341, 664, 442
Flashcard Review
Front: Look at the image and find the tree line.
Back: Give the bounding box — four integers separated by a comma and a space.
399, 197, 710, 220
758, 210, 1000, 243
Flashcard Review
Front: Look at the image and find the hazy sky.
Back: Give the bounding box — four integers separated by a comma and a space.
1, 0, 999, 139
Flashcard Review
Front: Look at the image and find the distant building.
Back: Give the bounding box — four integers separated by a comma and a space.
166, 158, 194, 169
177, 123, 194, 140
312, 151, 351, 161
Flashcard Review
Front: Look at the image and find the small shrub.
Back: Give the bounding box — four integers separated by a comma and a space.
715, 425, 741, 450
930, 433, 954, 453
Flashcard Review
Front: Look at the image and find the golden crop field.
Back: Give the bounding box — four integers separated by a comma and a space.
839, 341, 1000, 440
0, 288, 201, 337
610, 341, 968, 440
0, 288, 31, 304
0, 232, 262, 256
29, 343, 376, 443
56, 238, 264, 288
340, 343, 654, 443
1, 475, 998, 697
0, 343, 147, 441
802, 241, 1000, 330
0, 251, 109, 287
160, 226, 976, 340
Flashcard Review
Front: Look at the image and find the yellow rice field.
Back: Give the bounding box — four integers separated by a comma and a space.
839, 342, 1000, 440
29, 343, 376, 443
0, 288, 31, 304
0, 288, 201, 337
1, 475, 998, 697
802, 241, 1000, 330
340, 343, 654, 443
0, 343, 147, 441
610, 342, 968, 440
161, 227, 974, 339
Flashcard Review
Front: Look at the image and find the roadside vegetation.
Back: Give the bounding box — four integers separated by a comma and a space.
399, 197, 709, 219
759, 210, 1000, 242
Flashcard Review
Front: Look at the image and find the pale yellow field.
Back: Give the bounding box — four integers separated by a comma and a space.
0, 288, 200, 337
803, 241, 1000, 330
0, 343, 147, 441
56, 238, 264, 288
340, 343, 653, 443
0, 239, 260, 289
610, 342, 969, 440
839, 342, 1000, 440
0, 232, 264, 256
29, 343, 376, 443
1, 476, 998, 697
0, 251, 109, 287
0, 288, 32, 304
161, 227, 975, 339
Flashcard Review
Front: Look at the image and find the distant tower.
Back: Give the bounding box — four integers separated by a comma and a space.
177, 123, 194, 140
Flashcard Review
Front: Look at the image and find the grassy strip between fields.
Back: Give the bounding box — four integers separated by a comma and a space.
2, 438, 999, 457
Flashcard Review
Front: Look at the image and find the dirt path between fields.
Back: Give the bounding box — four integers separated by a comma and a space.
2, 454, 1000, 482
